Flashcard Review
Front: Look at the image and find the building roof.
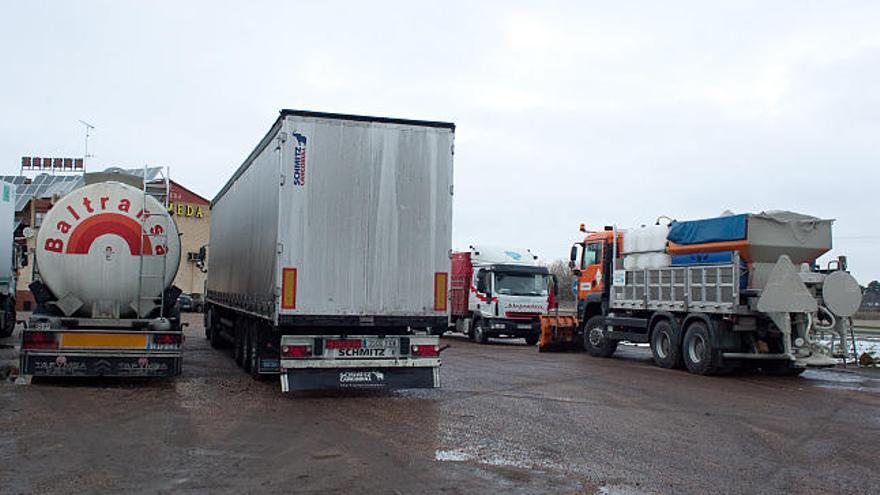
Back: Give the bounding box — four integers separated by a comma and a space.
0, 167, 164, 212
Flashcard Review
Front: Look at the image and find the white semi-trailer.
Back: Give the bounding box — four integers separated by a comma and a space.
205, 110, 454, 391
20, 175, 184, 377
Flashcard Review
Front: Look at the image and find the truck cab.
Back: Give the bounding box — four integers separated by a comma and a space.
570, 227, 622, 326
451, 246, 553, 345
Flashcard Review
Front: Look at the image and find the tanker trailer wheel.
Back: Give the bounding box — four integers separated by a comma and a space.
650, 320, 683, 369
682, 321, 722, 375
583, 316, 618, 357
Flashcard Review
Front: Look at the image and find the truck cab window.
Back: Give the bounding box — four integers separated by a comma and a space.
476, 270, 490, 293
581, 242, 602, 269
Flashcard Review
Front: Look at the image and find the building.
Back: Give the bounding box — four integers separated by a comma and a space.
2, 168, 210, 311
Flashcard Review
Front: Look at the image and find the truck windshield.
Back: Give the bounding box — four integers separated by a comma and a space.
493, 272, 550, 296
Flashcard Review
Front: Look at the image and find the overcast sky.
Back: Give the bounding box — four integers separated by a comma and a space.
2, 1, 878, 282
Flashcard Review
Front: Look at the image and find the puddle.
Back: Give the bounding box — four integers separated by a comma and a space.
802, 369, 880, 393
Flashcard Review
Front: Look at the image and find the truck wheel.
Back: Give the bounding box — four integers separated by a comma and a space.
524, 334, 539, 346
583, 316, 617, 357
473, 320, 489, 344
682, 321, 722, 375
650, 320, 683, 369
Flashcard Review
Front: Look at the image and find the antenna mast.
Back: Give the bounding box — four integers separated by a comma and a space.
78, 119, 95, 171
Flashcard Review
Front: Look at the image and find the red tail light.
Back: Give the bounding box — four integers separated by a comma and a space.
411, 344, 439, 358
281, 344, 312, 358
152, 333, 183, 346
325, 339, 361, 350
23, 331, 58, 350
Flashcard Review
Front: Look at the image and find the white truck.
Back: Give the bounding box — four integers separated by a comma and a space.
0, 181, 17, 338
204, 110, 454, 391
449, 246, 552, 345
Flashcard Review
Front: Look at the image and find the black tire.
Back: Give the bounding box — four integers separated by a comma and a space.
524, 334, 539, 346
207, 309, 225, 349
583, 316, 618, 357
248, 325, 263, 380
233, 326, 245, 367
0, 297, 16, 338
761, 363, 806, 377
473, 319, 489, 344
682, 321, 723, 375
243, 325, 252, 373
650, 320, 683, 369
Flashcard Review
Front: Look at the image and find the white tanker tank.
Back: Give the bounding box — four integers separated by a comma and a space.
35, 180, 181, 318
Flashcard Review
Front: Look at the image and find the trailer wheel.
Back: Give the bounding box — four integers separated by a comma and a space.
682, 321, 722, 375
233, 326, 245, 367
583, 316, 617, 357
248, 325, 264, 380
243, 325, 253, 373
650, 320, 683, 369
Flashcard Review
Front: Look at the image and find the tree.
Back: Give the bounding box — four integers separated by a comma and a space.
866, 281, 880, 294
548, 259, 577, 302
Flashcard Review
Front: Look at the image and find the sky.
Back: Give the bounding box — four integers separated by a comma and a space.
1, 1, 879, 282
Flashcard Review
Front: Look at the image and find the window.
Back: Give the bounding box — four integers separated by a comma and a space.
187, 252, 200, 262
493, 272, 550, 296
581, 242, 603, 269
476, 270, 490, 293
34, 212, 45, 227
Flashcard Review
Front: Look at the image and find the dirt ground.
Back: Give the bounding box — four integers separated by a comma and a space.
1, 313, 878, 494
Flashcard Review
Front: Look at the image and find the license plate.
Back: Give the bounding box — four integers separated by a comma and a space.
61, 333, 148, 349
329, 338, 399, 358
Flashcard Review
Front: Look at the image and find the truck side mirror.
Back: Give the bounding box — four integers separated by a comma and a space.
20, 252, 28, 267
569, 244, 578, 263
551, 274, 559, 296
197, 246, 207, 262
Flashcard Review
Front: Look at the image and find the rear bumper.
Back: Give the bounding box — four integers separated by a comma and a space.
21, 350, 182, 377
280, 360, 440, 392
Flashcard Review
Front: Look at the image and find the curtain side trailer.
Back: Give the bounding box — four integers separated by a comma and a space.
205, 110, 454, 391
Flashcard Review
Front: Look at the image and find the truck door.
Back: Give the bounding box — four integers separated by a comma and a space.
577, 241, 605, 300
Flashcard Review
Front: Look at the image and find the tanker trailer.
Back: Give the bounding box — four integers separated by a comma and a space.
20, 175, 184, 377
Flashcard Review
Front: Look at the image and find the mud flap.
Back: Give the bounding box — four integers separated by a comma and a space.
280, 366, 439, 392
22, 354, 182, 377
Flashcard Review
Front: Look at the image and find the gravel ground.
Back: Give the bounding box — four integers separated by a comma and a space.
1, 313, 878, 494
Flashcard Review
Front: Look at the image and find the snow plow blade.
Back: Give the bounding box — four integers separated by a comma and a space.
538, 315, 579, 352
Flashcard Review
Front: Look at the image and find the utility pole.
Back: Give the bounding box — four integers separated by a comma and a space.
78, 120, 95, 171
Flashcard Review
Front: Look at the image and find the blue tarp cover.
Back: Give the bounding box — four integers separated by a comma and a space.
667, 214, 748, 245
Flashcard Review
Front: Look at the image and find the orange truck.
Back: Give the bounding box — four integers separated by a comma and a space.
540, 212, 861, 376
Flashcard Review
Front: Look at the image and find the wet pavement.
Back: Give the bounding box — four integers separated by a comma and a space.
1, 314, 878, 494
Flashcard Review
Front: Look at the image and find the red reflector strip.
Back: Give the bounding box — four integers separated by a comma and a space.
152, 333, 182, 345
325, 339, 362, 350
412, 344, 439, 357
434, 272, 448, 311
281, 344, 311, 358
281, 268, 297, 310
22, 331, 58, 350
